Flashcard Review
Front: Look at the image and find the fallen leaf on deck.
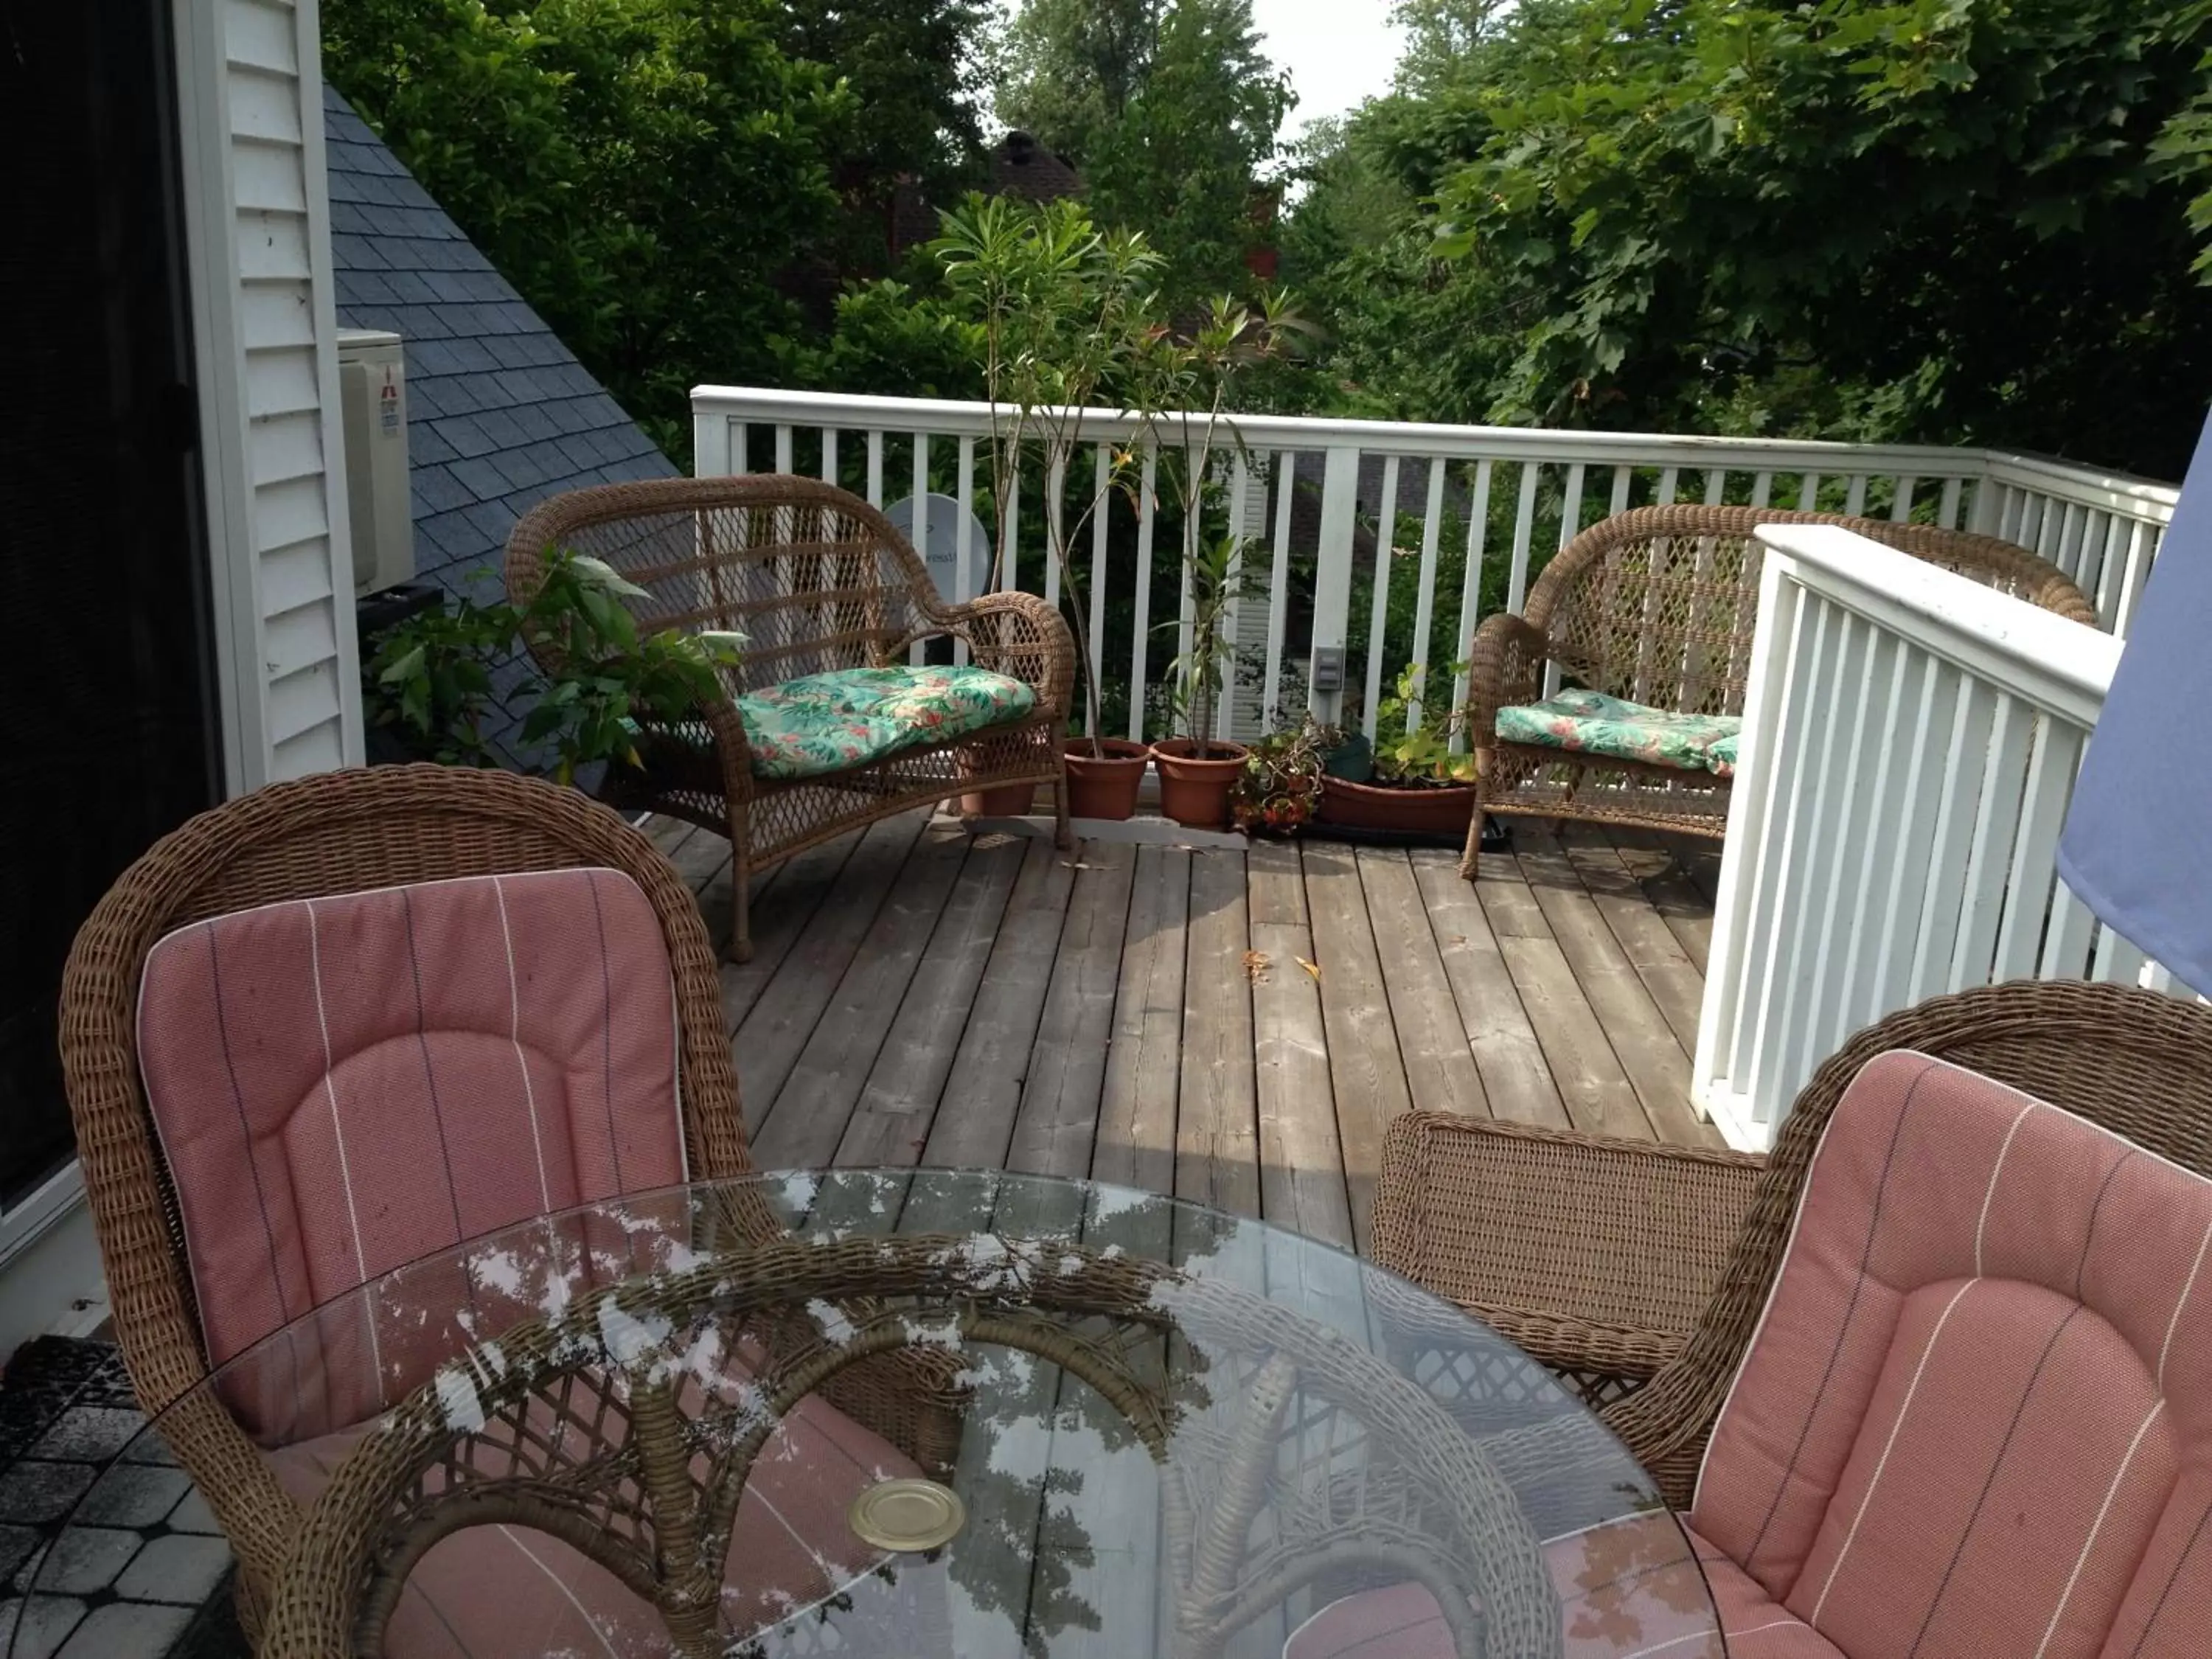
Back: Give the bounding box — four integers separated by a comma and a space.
1295, 956, 1322, 981
1447, 934, 1467, 945
1060, 860, 1097, 870
1242, 950, 1270, 983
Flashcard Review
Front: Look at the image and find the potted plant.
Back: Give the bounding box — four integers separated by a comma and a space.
1231, 714, 1336, 836
933, 197, 1156, 818
1152, 527, 1255, 828
1316, 662, 1481, 838
363, 552, 740, 785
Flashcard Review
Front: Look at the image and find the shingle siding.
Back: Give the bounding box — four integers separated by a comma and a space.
324, 85, 677, 765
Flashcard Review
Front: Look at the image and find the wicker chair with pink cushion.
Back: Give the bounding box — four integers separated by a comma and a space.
56, 764, 955, 1644
1335, 981, 2212, 1657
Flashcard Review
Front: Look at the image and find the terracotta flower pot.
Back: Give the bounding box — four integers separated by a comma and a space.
1152, 737, 1251, 831
1064, 737, 1151, 821
1316, 775, 1478, 840
959, 781, 1037, 817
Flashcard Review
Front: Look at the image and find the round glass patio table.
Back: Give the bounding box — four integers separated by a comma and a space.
22, 1172, 1719, 1658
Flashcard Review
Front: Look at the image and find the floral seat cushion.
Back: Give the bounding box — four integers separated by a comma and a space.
1495, 687, 1742, 778
734, 665, 1037, 780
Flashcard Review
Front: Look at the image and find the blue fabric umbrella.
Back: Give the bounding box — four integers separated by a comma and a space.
2058, 413, 2212, 997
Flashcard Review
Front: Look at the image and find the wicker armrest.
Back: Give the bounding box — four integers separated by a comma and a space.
1373, 1113, 1764, 1402
1463, 611, 1546, 744
932, 591, 1077, 722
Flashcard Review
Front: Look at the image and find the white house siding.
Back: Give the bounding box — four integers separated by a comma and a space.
176, 0, 361, 792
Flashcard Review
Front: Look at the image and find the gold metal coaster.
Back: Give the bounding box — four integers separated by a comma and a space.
847, 1478, 966, 1553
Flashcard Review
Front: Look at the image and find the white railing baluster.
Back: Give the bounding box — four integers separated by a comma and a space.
1220, 451, 1250, 743
1363, 455, 1402, 738
1044, 450, 1065, 611
1610, 465, 1633, 517
694, 411, 731, 477
2113, 519, 2156, 638
1830, 628, 1911, 1035
1703, 469, 1728, 507
732, 422, 748, 474
775, 424, 794, 476
1560, 461, 1589, 546
1262, 451, 1294, 725
1657, 465, 1680, 506
1992, 715, 2078, 979
1798, 473, 1821, 510
1000, 456, 1020, 594
1750, 472, 1774, 511
1089, 444, 1109, 733
1949, 693, 2036, 989
1890, 476, 1916, 523
1506, 462, 1541, 613
1843, 475, 1868, 516
953, 436, 975, 667
865, 430, 883, 507
1906, 680, 1997, 1004
1865, 655, 1958, 1026
1310, 448, 1361, 726
1449, 459, 1495, 725
1410, 460, 1447, 733
820, 428, 838, 485
1129, 448, 1158, 742
1938, 477, 1964, 530
909, 436, 930, 666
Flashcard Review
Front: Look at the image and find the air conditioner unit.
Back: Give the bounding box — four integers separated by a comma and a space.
337, 329, 414, 596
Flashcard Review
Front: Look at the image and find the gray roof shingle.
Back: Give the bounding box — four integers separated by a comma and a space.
327, 86, 678, 763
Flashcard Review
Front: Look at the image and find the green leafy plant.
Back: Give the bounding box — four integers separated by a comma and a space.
1160, 526, 1264, 754
364, 588, 518, 766
1231, 712, 1338, 835
363, 552, 740, 785
1371, 661, 1474, 787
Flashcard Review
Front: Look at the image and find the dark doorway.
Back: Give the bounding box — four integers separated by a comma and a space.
0, 0, 223, 1207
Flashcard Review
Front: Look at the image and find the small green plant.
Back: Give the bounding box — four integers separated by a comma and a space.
1231, 714, 1340, 835
364, 552, 740, 785
364, 589, 517, 766
1371, 661, 1475, 786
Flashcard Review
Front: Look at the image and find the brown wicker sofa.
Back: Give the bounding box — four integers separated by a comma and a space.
55, 765, 959, 1635
507, 475, 1077, 959
1457, 504, 2098, 878
1371, 979, 2212, 1508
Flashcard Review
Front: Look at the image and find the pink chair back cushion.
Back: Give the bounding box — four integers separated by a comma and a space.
137, 869, 687, 1382
1690, 1053, 2212, 1658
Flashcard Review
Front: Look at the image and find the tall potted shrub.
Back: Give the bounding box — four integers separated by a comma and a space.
933, 198, 1158, 818
1136, 296, 1305, 828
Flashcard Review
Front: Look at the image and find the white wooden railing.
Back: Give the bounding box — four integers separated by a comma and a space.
692, 386, 2176, 745
1694, 524, 2141, 1152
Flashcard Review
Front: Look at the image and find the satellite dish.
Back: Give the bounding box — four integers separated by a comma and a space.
885, 493, 993, 605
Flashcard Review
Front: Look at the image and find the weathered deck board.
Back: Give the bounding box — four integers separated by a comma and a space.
675, 812, 1722, 1197
1300, 840, 1414, 1255
832, 831, 1029, 1168
1513, 832, 1715, 1147
1093, 845, 1189, 1197
1248, 841, 1353, 1251
1408, 848, 1570, 1130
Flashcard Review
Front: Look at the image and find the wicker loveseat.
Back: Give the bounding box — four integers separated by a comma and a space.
507, 475, 1077, 959
1456, 505, 2098, 877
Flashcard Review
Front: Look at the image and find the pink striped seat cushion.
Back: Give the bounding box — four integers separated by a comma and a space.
1688, 1052, 2212, 1658
1282, 1512, 1724, 1658
137, 869, 687, 1407
271, 1380, 923, 1655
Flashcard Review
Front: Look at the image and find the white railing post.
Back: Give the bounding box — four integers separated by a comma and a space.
1308, 446, 1361, 726
1694, 524, 2127, 1151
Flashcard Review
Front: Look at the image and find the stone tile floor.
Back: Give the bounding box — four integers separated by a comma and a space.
0, 1341, 244, 1659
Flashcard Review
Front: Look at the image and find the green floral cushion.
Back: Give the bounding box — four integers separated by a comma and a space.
734, 665, 1037, 779
1494, 688, 1743, 779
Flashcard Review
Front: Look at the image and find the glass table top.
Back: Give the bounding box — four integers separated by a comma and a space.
21, 1171, 1719, 1658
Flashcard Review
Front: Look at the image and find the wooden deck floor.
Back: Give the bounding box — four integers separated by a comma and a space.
653, 812, 1722, 1258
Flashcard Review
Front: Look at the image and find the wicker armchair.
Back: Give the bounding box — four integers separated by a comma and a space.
1457, 505, 2098, 877
507, 475, 1077, 959
1372, 979, 2212, 1509
55, 765, 957, 1634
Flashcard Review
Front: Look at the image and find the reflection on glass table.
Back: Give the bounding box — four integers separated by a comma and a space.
21, 1172, 1719, 1658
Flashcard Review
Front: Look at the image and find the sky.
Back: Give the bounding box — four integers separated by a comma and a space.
1249, 0, 1408, 138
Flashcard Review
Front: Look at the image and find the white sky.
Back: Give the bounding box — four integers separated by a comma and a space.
1250, 0, 1408, 138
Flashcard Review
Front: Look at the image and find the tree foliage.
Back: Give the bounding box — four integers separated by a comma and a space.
998, 0, 1291, 301
323, 0, 988, 454
1289, 0, 2212, 477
